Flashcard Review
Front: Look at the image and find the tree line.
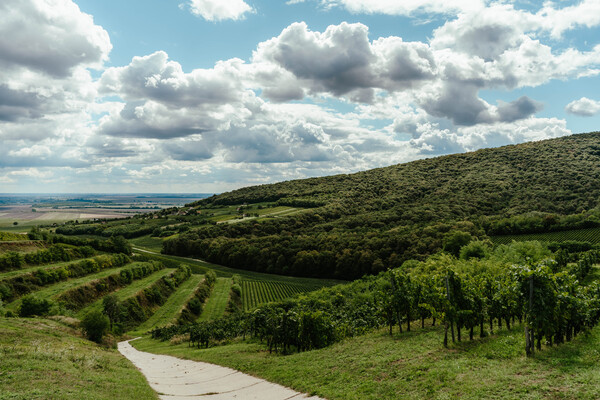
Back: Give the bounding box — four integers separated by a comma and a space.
151, 244, 600, 356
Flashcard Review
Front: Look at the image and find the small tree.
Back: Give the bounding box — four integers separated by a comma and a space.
81, 310, 110, 343
102, 294, 121, 330
443, 231, 472, 257
19, 295, 52, 317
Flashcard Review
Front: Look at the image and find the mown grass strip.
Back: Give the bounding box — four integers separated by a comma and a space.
130, 273, 204, 335
200, 277, 231, 320
76, 268, 174, 318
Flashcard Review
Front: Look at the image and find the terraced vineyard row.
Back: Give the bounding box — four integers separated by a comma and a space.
76, 268, 175, 318
491, 227, 600, 245
131, 273, 205, 335
241, 280, 335, 311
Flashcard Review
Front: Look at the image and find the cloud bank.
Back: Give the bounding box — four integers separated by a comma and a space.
1, 0, 599, 192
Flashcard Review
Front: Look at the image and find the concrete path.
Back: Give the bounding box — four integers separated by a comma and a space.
118, 340, 325, 400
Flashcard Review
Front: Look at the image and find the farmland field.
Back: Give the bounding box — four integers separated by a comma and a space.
490, 227, 600, 245
242, 279, 335, 311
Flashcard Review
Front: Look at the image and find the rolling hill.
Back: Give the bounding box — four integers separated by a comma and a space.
162, 132, 600, 279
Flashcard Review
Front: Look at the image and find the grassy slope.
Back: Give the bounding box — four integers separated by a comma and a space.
5, 265, 132, 312
134, 322, 600, 400
129, 236, 164, 253
0, 318, 157, 400
199, 277, 231, 320
129, 274, 204, 335
0, 257, 96, 281
76, 268, 174, 318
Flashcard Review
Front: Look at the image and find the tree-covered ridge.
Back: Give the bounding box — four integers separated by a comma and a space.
195, 132, 600, 220
162, 133, 600, 279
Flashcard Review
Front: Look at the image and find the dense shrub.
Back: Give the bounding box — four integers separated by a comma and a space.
19, 295, 53, 317
81, 310, 110, 343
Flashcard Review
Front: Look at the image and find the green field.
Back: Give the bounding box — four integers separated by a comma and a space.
76, 268, 174, 318
199, 277, 231, 320
134, 321, 600, 400
491, 227, 600, 245
242, 279, 333, 311
129, 273, 204, 335
129, 236, 164, 253
0, 318, 157, 400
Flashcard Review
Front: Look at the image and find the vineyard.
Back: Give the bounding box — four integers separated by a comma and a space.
241, 279, 337, 311
491, 227, 600, 245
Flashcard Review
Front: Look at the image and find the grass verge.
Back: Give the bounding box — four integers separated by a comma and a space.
132, 322, 600, 400
0, 318, 157, 400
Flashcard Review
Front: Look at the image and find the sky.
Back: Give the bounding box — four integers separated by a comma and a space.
1, 0, 599, 193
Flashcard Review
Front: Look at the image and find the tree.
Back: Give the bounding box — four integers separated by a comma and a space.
443, 231, 472, 257
19, 295, 52, 317
81, 310, 110, 343
107, 235, 132, 255
102, 294, 121, 329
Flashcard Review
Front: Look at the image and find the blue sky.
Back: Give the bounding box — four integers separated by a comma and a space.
0, 0, 599, 193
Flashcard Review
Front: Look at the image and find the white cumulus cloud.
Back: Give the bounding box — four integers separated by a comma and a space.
186, 0, 253, 21
565, 97, 600, 117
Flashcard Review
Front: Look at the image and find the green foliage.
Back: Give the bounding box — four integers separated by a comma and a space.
0, 243, 94, 272
18, 295, 53, 317
55, 262, 164, 311
81, 309, 110, 343
153, 242, 600, 355
177, 270, 217, 324
0, 253, 130, 303
111, 265, 191, 330
460, 240, 491, 260
491, 240, 552, 264
154, 132, 600, 279
443, 231, 473, 257
492, 227, 600, 245
0, 231, 29, 241
240, 279, 329, 311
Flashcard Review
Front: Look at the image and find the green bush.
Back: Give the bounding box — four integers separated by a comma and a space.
81, 310, 110, 343
460, 241, 490, 260
19, 295, 53, 317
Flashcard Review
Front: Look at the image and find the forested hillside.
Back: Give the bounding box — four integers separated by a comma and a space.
195, 132, 600, 217
153, 133, 599, 279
